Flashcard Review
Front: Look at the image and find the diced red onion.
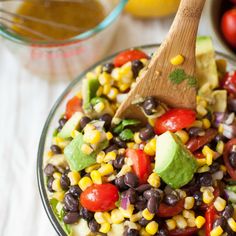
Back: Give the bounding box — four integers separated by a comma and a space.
214, 112, 226, 127
225, 190, 236, 203
223, 124, 236, 139
120, 196, 130, 210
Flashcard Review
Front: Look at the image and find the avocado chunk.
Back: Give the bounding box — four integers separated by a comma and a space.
196, 36, 218, 89
82, 77, 100, 111
58, 112, 83, 139
155, 131, 197, 189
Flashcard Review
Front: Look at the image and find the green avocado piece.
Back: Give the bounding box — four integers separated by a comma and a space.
196, 36, 218, 89
57, 112, 83, 139
82, 77, 100, 111
155, 131, 198, 189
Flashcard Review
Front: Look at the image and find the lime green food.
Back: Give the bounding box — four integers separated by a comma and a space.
155, 131, 198, 189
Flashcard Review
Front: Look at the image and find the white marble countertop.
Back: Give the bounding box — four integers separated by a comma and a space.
0, 1, 226, 235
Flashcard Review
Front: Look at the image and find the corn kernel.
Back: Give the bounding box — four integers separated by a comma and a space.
68, 171, 80, 185
119, 205, 134, 218
147, 173, 161, 188
81, 143, 93, 155
197, 105, 208, 117
220, 165, 227, 173
173, 215, 187, 229
84, 124, 95, 133
96, 151, 105, 163
145, 221, 159, 235
52, 179, 63, 192
187, 218, 196, 227
148, 118, 156, 127
214, 197, 226, 212
202, 145, 215, 157
216, 141, 224, 155
86, 72, 96, 80
149, 138, 157, 151
104, 151, 117, 162
47, 150, 54, 158
83, 130, 101, 144
99, 222, 110, 234
130, 212, 142, 222
98, 72, 112, 85
94, 212, 106, 224
183, 210, 195, 219
166, 219, 176, 230
71, 130, 80, 139
117, 164, 132, 177
98, 164, 114, 176
195, 216, 206, 229
95, 65, 102, 75
119, 83, 130, 92
202, 118, 211, 129
190, 120, 203, 128
175, 130, 189, 144
111, 209, 124, 224
107, 87, 119, 100
94, 102, 105, 113
85, 163, 100, 173
91, 170, 102, 184
218, 124, 224, 134
210, 226, 223, 236
170, 54, 185, 65
140, 228, 151, 236
197, 165, 210, 173
142, 208, 155, 221
144, 143, 155, 156
106, 132, 113, 141
96, 86, 103, 96
176, 189, 187, 198
52, 191, 65, 202
134, 132, 142, 144
78, 176, 93, 191
203, 189, 214, 204
103, 84, 111, 95
53, 172, 62, 180
228, 217, 236, 232
197, 158, 207, 167
184, 197, 195, 210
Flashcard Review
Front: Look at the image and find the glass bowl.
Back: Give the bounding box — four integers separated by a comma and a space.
0, 0, 127, 80
37, 44, 236, 236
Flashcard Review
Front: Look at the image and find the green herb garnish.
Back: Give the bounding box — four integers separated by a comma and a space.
113, 119, 140, 134
119, 129, 134, 141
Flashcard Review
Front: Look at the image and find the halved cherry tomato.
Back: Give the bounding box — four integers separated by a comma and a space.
126, 149, 151, 184
154, 109, 196, 135
157, 199, 185, 218
65, 96, 82, 119
80, 184, 119, 212
223, 138, 236, 180
205, 205, 217, 236
113, 49, 148, 67
222, 71, 236, 95
169, 227, 198, 236
186, 129, 217, 152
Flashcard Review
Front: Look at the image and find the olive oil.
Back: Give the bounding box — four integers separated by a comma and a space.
13, 0, 106, 40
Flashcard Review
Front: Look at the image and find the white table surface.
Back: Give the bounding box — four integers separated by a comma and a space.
0, 1, 224, 235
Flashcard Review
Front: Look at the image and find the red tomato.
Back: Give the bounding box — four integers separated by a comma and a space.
157, 199, 185, 218
223, 138, 236, 180
221, 9, 236, 49
154, 109, 196, 134
168, 227, 198, 236
113, 49, 148, 67
126, 149, 151, 184
65, 96, 82, 119
205, 205, 217, 236
222, 71, 236, 95
186, 129, 217, 152
80, 184, 119, 212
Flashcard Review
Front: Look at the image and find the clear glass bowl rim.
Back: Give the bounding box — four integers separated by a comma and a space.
37, 44, 236, 236
0, 0, 127, 46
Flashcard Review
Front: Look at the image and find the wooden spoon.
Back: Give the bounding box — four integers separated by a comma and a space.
114, 0, 206, 122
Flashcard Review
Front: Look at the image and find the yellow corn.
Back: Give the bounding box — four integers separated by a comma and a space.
210, 226, 223, 236
134, 132, 142, 144
98, 163, 114, 176
103, 84, 111, 95
203, 189, 214, 204
86, 72, 96, 80
117, 164, 132, 177
84, 123, 95, 133
98, 72, 112, 85
184, 197, 195, 210
148, 118, 156, 127
94, 212, 109, 224
67, 171, 80, 185
52, 191, 65, 202
197, 165, 210, 173
214, 197, 226, 212
216, 141, 224, 155
173, 215, 187, 229
91, 170, 102, 184
95, 65, 102, 75
107, 87, 119, 100
106, 132, 113, 141
85, 163, 100, 173
175, 130, 189, 144
170, 54, 185, 65
195, 216, 206, 229
144, 142, 155, 156
202, 145, 215, 157
218, 124, 224, 134
140, 228, 151, 236
71, 130, 79, 139
118, 148, 126, 155
127, 142, 135, 149
197, 105, 208, 117
147, 173, 161, 188
119, 205, 134, 218
96, 151, 105, 163
166, 219, 176, 231
228, 218, 236, 232
52, 179, 63, 192
53, 172, 62, 180
187, 218, 196, 227
78, 176, 93, 191
149, 138, 157, 152
94, 102, 105, 113
119, 82, 130, 92
111, 209, 124, 224
47, 150, 54, 158
183, 210, 195, 219
145, 221, 159, 235
83, 129, 101, 144
130, 212, 142, 222
176, 189, 187, 199
81, 143, 93, 155
202, 118, 211, 129
220, 165, 227, 173
104, 151, 117, 162
99, 222, 111, 234
142, 208, 155, 221
197, 158, 207, 167
206, 154, 213, 166
96, 86, 103, 96
190, 120, 203, 128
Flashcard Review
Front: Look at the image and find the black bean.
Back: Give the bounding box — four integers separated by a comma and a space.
112, 155, 125, 169
88, 219, 100, 232
193, 191, 203, 206
188, 127, 205, 137
64, 193, 79, 212
229, 152, 236, 169
114, 176, 128, 191
132, 60, 144, 78
143, 189, 163, 201
222, 205, 234, 219
44, 164, 57, 176
69, 185, 82, 198
103, 63, 114, 74
79, 116, 91, 130
79, 207, 93, 221
112, 137, 127, 148
125, 188, 137, 204
142, 97, 158, 115
136, 184, 151, 194
50, 145, 62, 154
60, 174, 70, 191
213, 217, 227, 230
210, 162, 220, 173
124, 172, 139, 188
126, 228, 139, 236
157, 228, 169, 236
63, 212, 79, 224
164, 194, 179, 206
59, 118, 67, 128
99, 113, 112, 130
139, 124, 155, 141
225, 225, 235, 236
138, 217, 150, 227
198, 172, 213, 186
47, 176, 54, 192
104, 144, 118, 153
214, 134, 228, 143
147, 196, 159, 214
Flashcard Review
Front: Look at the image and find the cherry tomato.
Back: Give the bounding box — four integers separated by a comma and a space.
223, 138, 236, 180
186, 129, 217, 152
205, 205, 217, 236
65, 96, 82, 119
222, 71, 236, 95
221, 9, 236, 49
168, 227, 198, 236
157, 199, 185, 218
126, 149, 151, 184
113, 49, 148, 67
80, 184, 119, 212
154, 109, 196, 135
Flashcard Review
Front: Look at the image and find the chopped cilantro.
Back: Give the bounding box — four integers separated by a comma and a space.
113, 119, 140, 134
119, 129, 134, 141
187, 75, 198, 87
169, 69, 186, 84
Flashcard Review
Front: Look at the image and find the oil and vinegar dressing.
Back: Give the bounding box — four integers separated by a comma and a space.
13, 0, 106, 40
